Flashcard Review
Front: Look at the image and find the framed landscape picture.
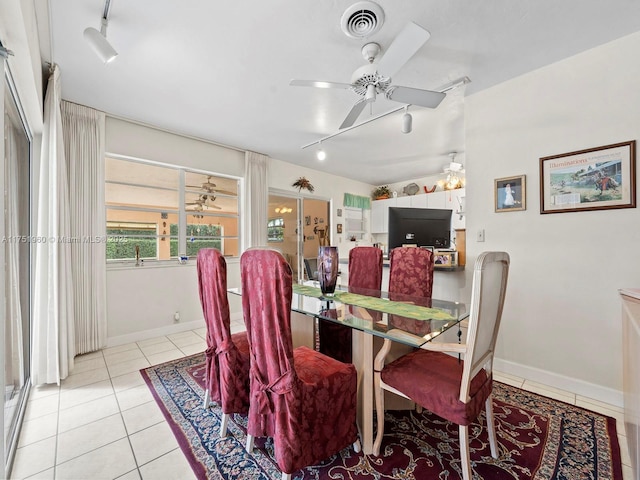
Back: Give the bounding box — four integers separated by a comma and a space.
540, 140, 636, 214
495, 175, 526, 212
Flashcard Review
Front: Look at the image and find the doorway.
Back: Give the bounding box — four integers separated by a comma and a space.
267, 193, 330, 281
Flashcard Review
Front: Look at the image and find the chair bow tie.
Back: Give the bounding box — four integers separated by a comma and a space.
251, 368, 296, 415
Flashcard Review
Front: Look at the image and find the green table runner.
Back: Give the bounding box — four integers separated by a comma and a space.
292, 284, 455, 321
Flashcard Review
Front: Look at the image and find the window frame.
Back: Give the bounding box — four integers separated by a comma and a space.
105, 155, 241, 265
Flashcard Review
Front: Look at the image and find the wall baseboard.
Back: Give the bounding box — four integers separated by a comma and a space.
106, 320, 204, 348
494, 358, 623, 408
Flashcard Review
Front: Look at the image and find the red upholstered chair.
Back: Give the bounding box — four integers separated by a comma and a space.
388, 246, 434, 297
388, 247, 434, 333
240, 248, 359, 480
319, 246, 383, 362
197, 249, 250, 437
373, 252, 510, 480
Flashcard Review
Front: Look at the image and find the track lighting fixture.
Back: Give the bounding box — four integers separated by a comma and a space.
84, 0, 118, 63
401, 106, 412, 134
316, 142, 327, 161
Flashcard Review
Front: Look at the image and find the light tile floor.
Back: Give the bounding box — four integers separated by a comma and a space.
9, 321, 634, 479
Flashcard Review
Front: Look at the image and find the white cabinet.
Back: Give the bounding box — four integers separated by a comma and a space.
445, 188, 465, 230
371, 198, 396, 233
426, 191, 446, 209
395, 193, 429, 209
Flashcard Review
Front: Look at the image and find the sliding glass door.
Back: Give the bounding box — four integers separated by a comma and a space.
1, 46, 32, 475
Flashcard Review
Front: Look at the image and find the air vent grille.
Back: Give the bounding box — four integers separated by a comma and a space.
340, 2, 385, 39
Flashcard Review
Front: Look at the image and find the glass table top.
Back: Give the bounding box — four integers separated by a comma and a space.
228, 283, 468, 348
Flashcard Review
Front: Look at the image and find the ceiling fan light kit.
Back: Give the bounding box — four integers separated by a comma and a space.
84, 0, 117, 64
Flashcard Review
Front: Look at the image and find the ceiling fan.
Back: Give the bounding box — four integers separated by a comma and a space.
186, 176, 235, 196
186, 194, 222, 211
290, 22, 446, 129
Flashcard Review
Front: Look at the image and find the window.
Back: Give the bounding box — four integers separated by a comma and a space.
267, 218, 285, 242
105, 157, 240, 262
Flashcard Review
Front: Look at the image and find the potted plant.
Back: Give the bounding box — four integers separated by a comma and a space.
372, 185, 391, 200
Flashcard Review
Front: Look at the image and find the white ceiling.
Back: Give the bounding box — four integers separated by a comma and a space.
46, 0, 640, 185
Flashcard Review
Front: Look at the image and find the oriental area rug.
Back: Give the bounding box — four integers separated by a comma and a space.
141, 354, 623, 480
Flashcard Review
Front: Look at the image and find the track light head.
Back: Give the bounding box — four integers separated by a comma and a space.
316, 147, 326, 161
401, 110, 412, 134
84, 23, 118, 63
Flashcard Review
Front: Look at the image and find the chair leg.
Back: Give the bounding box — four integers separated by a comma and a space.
459, 425, 472, 480
485, 395, 498, 458
219, 413, 229, 437
353, 438, 361, 453
203, 389, 211, 409
245, 434, 254, 453
372, 371, 385, 456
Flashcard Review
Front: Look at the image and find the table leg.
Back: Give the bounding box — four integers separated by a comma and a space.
352, 329, 373, 455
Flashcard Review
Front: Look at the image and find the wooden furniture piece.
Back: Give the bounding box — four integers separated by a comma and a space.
373, 251, 510, 480
196, 249, 250, 437
620, 288, 640, 480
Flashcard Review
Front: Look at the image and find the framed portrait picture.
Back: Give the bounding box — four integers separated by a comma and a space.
337, 223, 343, 234
540, 140, 636, 214
434, 252, 456, 267
495, 175, 526, 212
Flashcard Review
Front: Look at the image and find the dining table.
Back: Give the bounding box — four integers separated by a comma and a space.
228, 282, 468, 455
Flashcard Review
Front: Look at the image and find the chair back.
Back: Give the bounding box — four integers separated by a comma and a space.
388, 247, 434, 297
460, 251, 510, 401
197, 249, 241, 409
240, 248, 296, 436
348, 246, 383, 290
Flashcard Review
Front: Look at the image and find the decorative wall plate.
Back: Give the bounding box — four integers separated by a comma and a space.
403, 182, 420, 195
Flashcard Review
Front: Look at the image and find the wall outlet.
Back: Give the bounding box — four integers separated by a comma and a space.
477, 229, 485, 242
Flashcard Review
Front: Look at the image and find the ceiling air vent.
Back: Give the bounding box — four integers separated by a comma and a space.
340, 1, 385, 39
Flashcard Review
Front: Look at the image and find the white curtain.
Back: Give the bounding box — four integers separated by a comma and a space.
60, 101, 107, 355
244, 151, 269, 248
32, 65, 75, 385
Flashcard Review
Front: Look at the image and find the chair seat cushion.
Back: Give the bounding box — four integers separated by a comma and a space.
380, 349, 492, 426
230, 331, 250, 355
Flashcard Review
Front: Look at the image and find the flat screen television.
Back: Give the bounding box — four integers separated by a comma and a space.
388, 207, 452, 250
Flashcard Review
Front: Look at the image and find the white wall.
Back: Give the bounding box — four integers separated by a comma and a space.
105, 117, 375, 345
465, 31, 640, 405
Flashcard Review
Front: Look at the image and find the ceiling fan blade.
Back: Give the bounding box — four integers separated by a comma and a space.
290, 79, 353, 89
387, 86, 446, 109
377, 22, 431, 78
339, 99, 367, 129
212, 189, 236, 196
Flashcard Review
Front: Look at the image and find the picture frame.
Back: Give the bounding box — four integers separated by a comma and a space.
540, 140, 636, 214
434, 252, 456, 267
337, 223, 343, 234
337, 208, 342, 217
495, 175, 526, 212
